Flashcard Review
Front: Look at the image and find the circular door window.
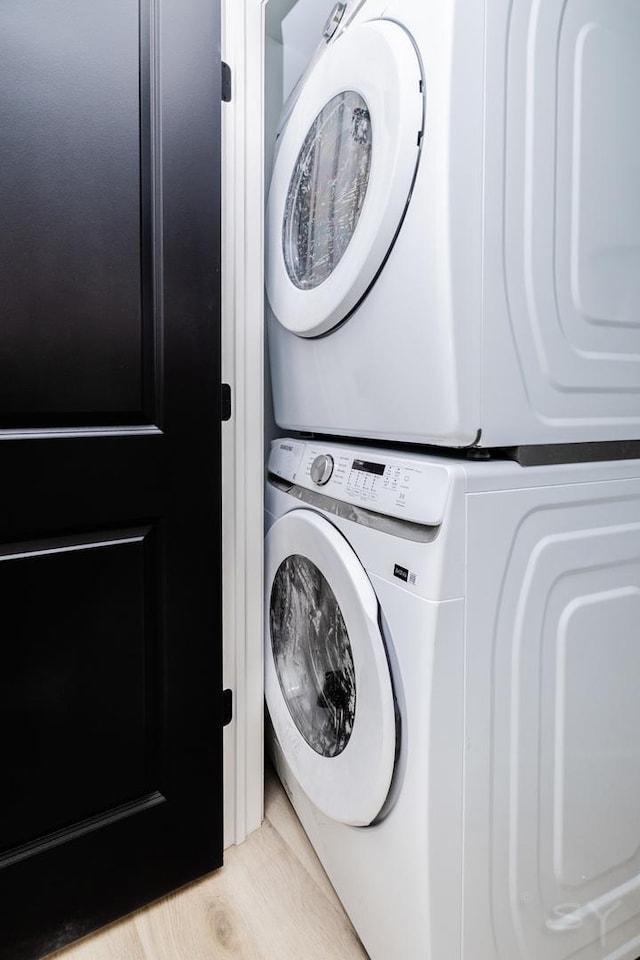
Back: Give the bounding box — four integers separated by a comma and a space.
267, 19, 424, 338
282, 91, 372, 291
265, 509, 397, 826
270, 554, 357, 757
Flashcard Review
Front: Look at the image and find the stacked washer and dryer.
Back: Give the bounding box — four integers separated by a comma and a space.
264, 2, 640, 959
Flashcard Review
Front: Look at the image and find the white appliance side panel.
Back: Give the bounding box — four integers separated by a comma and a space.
482, 0, 640, 445
464, 478, 640, 960
269, 0, 485, 446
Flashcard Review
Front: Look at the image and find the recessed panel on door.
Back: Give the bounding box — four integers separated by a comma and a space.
1, 528, 161, 858
0, 0, 151, 425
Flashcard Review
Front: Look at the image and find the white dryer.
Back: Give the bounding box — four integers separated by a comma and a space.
266, 0, 640, 449
265, 437, 640, 960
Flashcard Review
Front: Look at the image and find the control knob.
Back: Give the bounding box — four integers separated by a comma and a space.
310, 454, 334, 486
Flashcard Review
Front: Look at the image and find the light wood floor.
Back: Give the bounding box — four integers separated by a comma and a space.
52, 765, 369, 960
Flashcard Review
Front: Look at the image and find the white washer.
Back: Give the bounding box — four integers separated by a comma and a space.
267, 0, 640, 448
265, 437, 640, 960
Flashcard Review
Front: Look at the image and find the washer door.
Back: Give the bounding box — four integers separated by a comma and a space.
266, 19, 423, 338
265, 509, 397, 826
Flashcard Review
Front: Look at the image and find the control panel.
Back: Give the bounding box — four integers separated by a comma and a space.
269, 438, 453, 526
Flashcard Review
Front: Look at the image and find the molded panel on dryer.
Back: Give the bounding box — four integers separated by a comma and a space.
503, 0, 640, 424
561, 18, 640, 336
465, 481, 640, 960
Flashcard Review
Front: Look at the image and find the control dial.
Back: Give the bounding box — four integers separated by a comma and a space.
310, 454, 334, 486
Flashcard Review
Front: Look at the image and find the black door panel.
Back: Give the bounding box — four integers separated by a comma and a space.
0, 0, 147, 423
0, 0, 223, 956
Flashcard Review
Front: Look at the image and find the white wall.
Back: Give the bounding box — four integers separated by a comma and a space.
264, 32, 284, 463
263, 0, 338, 461
280, 0, 337, 98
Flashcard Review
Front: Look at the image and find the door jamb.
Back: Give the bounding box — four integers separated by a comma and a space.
221, 0, 266, 846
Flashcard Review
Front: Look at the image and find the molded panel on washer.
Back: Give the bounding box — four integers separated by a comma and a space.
503, 0, 640, 427
466, 481, 640, 959
554, 587, 640, 887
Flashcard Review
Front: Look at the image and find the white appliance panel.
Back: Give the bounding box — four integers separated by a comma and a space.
268, 0, 640, 447
266, 439, 640, 960
465, 480, 640, 959
485, 0, 640, 443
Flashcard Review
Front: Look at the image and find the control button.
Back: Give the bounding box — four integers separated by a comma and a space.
310, 454, 334, 486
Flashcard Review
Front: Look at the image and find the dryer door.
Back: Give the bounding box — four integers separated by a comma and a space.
265, 509, 397, 826
266, 19, 423, 338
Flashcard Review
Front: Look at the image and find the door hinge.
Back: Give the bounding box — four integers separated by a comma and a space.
222, 61, 232, 102
221, 383, 232, 421
222, 689, 233, 726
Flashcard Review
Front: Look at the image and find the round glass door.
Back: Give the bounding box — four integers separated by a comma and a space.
282, 91, 372, 292
265, 508, 397, 826
270, 554, 357, 758
267, 19, 424, 338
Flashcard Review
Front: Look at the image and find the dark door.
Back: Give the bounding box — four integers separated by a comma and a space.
0, 1, 224, 957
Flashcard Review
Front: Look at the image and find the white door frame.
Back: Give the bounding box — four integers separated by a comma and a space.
221, 0, 267, 845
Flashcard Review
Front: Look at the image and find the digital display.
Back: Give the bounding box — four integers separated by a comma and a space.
351, 459, 385, 476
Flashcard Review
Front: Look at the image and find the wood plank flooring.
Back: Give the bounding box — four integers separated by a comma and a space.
51, 766, 369, 960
